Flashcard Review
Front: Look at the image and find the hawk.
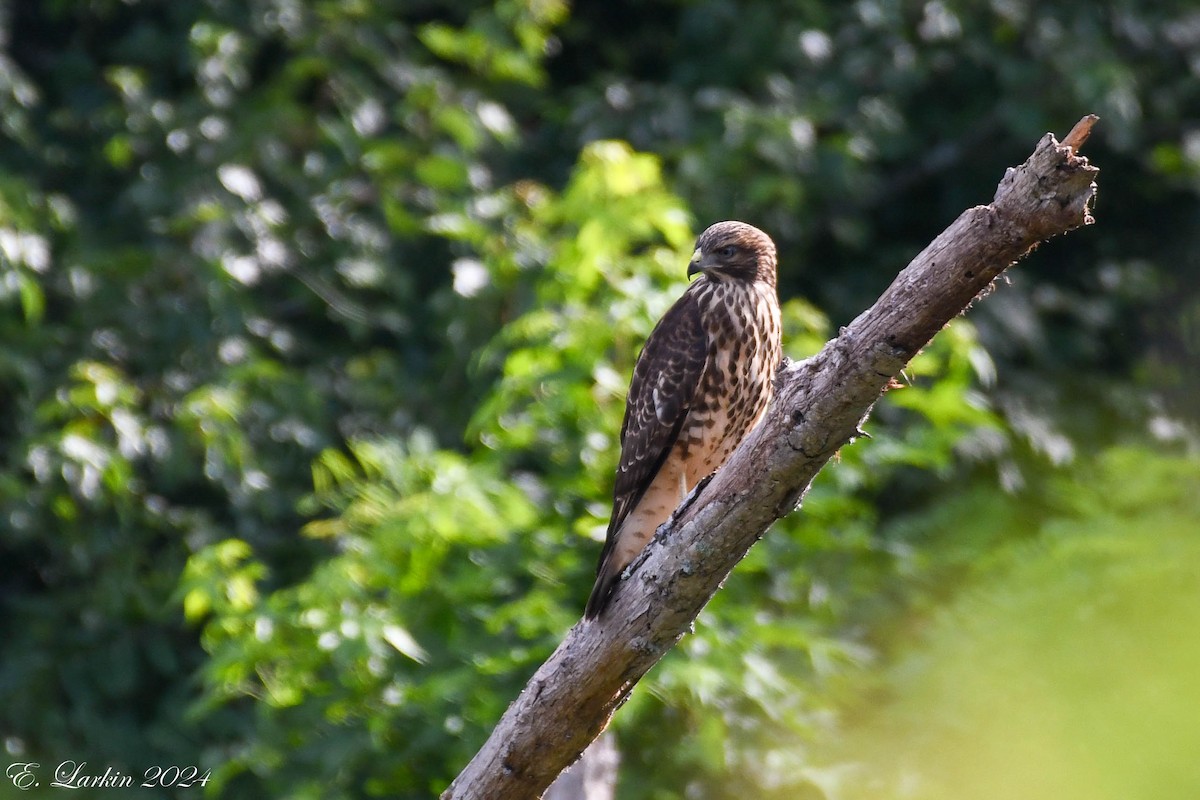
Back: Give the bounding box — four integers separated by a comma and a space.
585, 221, 782, 619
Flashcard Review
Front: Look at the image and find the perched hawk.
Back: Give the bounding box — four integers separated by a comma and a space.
585, 221, 782, 619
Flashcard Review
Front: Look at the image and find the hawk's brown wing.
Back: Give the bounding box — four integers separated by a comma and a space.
586, 290, 707, 617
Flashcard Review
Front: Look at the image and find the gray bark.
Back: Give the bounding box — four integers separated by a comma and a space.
441, 117, 1100, 800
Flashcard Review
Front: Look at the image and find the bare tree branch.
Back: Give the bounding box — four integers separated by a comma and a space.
441, 118, 1100, 800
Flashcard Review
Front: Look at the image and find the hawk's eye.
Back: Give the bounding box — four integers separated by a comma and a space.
718, 245, 737, 258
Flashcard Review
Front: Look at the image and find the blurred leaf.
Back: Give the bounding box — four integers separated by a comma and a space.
827, 449, 1200, 800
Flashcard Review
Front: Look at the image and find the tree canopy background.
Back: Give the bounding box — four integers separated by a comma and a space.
1, 1, 1197, 798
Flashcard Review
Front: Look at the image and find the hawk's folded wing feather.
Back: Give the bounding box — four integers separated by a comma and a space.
596, 291, 707, 572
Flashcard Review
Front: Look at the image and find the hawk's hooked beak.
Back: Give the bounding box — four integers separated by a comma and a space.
687, 248, 709, 278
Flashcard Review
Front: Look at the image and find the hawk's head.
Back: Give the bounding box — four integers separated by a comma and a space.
687, 221, 777, 287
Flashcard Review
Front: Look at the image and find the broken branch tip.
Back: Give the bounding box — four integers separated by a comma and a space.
1061, 114, 1099, 152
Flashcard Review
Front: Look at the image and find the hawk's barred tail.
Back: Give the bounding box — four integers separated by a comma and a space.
584, 557, 620, 619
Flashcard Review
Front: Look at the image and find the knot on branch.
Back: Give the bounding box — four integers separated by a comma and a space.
786, 426, 823, 458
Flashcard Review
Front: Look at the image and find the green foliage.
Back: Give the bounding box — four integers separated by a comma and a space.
181, 438, 547, 796
1, 0, 574, 793
179, 140, 695, 796
2, 1, 1199, 799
